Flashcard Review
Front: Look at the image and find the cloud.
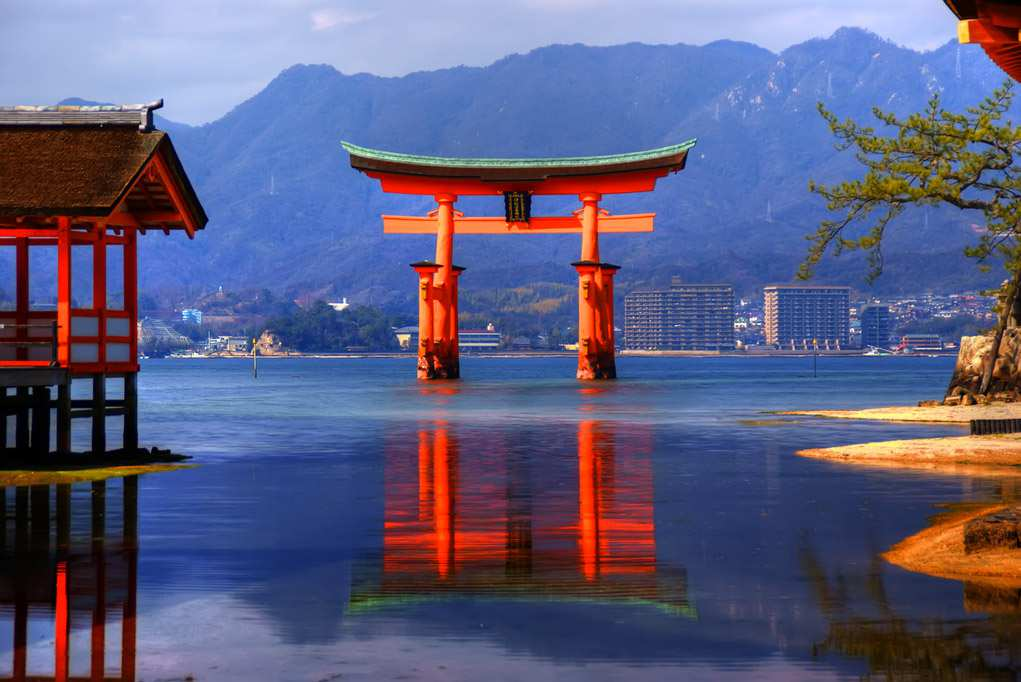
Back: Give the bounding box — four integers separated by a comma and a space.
310, 7, 375, 31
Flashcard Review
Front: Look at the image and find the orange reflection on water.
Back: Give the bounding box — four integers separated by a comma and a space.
0, 479, 139, 682
371, 419, 686, 610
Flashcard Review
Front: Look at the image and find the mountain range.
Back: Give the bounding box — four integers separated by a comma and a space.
86, 27, 1021, 314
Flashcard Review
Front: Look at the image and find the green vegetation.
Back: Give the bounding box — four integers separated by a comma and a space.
459, 282, 576, 346
899, 315, 989, 340
266, 301, 410, 352
805, 80, 1021, 393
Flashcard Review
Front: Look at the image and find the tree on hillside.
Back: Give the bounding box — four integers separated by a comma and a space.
803, 80, 1021, 395
265, 301, 409, 352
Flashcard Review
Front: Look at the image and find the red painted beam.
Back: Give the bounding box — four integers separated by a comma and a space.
383, 213, 655, 235
369, 169, 674, 196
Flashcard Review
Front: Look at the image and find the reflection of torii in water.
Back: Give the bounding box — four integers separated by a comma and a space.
352, 419, 692, 615
0, 477, 139, 682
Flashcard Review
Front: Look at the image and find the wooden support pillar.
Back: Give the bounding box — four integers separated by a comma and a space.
91, 374, 106, 456
574, 192, 615, 380
125, 227, 139, 366
411, 262, 440, 380
0, 389, 7, 449
431, 265, 464, 380
124, 373, 138, 453
595, 264, 619, 379
94, 225, 107, 368
430, 194, 460, 380
57, 217, 71, 367
31, 386, 49, 458
57, 381, 71, 455
573, 261, 599, 381
15, 238, 28, 362
580, 192, 601, 263
15, 387, 28, 451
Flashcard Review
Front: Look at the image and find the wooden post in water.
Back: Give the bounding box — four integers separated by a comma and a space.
91, 374, 106, 456
124, 373, 138, 453
15, 387, 28, 451
31, 386, 49, 458
57, 381, 71, 455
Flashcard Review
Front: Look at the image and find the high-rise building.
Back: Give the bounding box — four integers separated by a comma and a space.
181, 308, 203, 325
860, 304, 892, 348
624, 280, 734, 351
764, 285, 850, 348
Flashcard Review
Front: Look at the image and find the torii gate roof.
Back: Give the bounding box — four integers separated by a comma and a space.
342, 139, 696, 194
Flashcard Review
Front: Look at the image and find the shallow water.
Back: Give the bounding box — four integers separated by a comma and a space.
3, 355, 1021, 680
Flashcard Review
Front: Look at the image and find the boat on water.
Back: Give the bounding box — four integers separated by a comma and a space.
167, 350, 208, 359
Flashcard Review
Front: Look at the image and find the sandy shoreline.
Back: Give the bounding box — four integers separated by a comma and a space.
789, 402, 1021, 473
798, 435, 1021, 475
883, 504, 1021, 592
781, 403, 1021, 424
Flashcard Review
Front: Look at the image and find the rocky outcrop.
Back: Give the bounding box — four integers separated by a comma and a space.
964, 507, 1021, 554
945, 330, 1021, 405
256, 330, 287, 355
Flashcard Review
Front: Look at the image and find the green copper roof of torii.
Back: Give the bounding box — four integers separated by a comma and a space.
341, 140, 697, 169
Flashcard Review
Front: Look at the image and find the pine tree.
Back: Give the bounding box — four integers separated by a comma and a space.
804, 80, 1021, 394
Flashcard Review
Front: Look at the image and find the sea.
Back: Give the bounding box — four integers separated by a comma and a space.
2, 355, 1020, 681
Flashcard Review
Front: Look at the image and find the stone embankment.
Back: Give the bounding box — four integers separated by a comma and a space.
944, 330, 1021, 405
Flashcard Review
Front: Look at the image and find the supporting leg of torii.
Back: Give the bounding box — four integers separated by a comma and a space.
411, 193, 464, 380
574, 192, 618, 380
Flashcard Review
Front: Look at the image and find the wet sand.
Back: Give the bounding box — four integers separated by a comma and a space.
797, 435, 1021, 475
883, 504, 1021, 590
0, 462, 191, 486
781, 403, 1021, 424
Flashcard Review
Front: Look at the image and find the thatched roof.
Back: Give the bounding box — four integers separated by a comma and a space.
0, 103, 206, 231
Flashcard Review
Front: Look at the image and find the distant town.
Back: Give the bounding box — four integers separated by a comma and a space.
131, 278, 996, 357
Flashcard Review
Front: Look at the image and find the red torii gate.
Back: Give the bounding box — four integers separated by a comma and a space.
343, 141, 695, 380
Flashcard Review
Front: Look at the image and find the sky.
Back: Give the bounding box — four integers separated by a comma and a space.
0, 0, 958, 125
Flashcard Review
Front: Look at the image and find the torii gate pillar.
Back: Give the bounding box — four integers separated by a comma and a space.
573, 192, 618, 380
411, 193, 464, 380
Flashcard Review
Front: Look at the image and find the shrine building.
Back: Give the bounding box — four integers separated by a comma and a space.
0, 101, 206, 458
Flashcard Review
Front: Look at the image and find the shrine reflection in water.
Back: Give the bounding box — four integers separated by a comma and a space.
350, 418, 692, 617
0, 478, 137, 681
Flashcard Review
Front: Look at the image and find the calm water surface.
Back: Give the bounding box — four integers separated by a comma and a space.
3, 356, 1021, 681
